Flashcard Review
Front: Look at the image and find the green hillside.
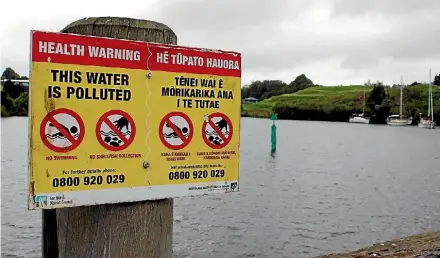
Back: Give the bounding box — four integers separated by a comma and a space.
242, 85, 371, 118
242, 84, 440, 124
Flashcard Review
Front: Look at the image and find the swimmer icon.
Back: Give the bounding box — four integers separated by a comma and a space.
159, 112, 194, 150
40, 108, 85, 152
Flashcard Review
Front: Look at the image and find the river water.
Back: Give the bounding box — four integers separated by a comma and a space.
2, 117, 440, 258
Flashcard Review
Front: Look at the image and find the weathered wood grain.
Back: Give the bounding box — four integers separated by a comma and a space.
60, 17, 177, 44
56, 199, 173, 258
42, 16, 177, 258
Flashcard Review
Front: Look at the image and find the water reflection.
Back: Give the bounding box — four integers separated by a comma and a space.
2, 117, 440, 258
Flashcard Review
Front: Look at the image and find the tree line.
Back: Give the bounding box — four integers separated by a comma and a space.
241, 74, 440, 125
2, 65, 440, 123
271, 81, 440, 124
241, 74, 317, 101
242, 74, 440, 102
367, 81, 440, 124
1, 67, 29, 117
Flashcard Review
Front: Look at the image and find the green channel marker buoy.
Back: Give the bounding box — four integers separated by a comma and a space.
270, 113, 277, 153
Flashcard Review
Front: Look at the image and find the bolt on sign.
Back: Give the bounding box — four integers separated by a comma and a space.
28, 30, 241, 209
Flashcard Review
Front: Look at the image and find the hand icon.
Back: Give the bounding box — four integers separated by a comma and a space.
113, 117, 129, 131
215, 118, 228, 132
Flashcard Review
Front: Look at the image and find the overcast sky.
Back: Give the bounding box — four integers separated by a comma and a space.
1, 0, 439, 86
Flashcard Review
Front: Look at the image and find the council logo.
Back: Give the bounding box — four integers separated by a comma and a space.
35, 195, 48, 208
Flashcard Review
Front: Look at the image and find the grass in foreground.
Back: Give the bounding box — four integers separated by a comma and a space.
313, 231, 440, 258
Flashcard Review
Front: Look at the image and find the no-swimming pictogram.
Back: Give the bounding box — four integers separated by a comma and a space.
159, 112, 194, 150
96, 110, 136, 151
40, 108, 85, 152
202, 112, 233, 149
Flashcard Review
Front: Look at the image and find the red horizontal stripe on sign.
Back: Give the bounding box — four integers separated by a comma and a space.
146, 43, 241, 77
31, 30, 241, 77
31, 31, 147, 70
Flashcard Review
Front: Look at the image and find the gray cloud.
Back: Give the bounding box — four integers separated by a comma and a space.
332, 0, 440, 16
146, 0, 310, 31
1, 0, 439, 85
1, 16, 79, 76
138, 0, 440, 82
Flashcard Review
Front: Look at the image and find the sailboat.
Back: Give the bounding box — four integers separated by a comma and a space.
349, 83, 370, 124
387, 77, 412, 126
418, 69, 436, 129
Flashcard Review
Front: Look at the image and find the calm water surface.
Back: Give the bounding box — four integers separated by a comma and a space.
2, 117, 440, 258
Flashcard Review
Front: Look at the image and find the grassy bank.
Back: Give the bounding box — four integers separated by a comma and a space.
313, 231, 440, 258
242, 85, 373, 120
242, 84, 440, 124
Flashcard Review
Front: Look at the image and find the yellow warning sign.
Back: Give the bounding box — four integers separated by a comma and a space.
29, 30, 241, 209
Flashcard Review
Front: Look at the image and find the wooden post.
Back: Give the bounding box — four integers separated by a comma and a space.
42, 209, 59, 257
42, 17, 177, 258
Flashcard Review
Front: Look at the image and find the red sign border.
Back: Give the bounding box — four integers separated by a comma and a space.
95, 110, 136, 152
39, 108, 85, 153
202, 112, 233, 149
159, 112, 194, 150
30, 30, 241, 77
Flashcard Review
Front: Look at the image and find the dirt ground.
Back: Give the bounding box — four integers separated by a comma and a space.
312, 231, 440, 258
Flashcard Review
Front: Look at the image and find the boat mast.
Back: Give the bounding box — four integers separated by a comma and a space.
429, 69, 434, 121
363, 83, 365, 115
400, 76, 403, 118
428, 69, 431, 117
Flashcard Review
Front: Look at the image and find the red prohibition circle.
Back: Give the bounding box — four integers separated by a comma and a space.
95, 110, 136, 152
39, 108, 85, 153
159, 111, 194, 150
202, 112, 233, 149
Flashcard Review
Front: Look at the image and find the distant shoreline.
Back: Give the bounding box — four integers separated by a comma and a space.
241, 84, 439, 126
1, 114, 437, 128
312, 231, 440, 258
